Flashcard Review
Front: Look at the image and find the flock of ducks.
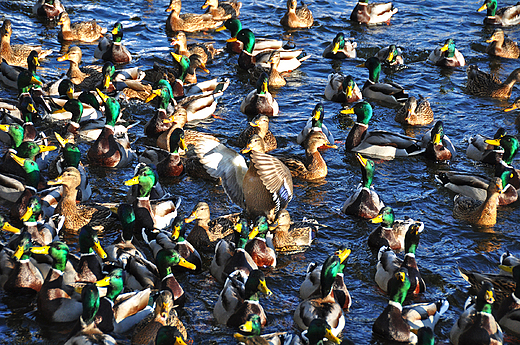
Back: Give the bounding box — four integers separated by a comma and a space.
0, 0, 520, 344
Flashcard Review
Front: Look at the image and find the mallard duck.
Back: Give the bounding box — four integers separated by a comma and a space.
184, 202, 239, 253
240, 72, 279, 117
373, 270, 449, 343
477, 0, 520, 26
171, 52, 210, 85
33, 0, 65, 20
449, 281, 503, 345
453, 176, 503, 227
87, 90, 136, 168
297, 103, 335, 145
342, 101, 424, 159
271, 209, 316, 254
394, 95, 434, 126
350, 0, 398, 25
280, 131, 337, 180
367, 207, 424, 252
0, 20, 52, 68
0, 49, 43, 90
375, 223, 426, 298
94, 22, 132, 64
0, 140, 56, 177
342, 153, 385, 219
216, 18, 283, 54
140, 128, 187, 178
202, 0, 241, 20
155, 248, 196, 307
75, 225, 107, 283
47, 167, 113, 232
214, 269, 272, 327
246, 216, 276, 268
428, 38, 465, 67
486, 29, 520, 59
64, 283, 117, 345
375, 44, 404, 68
324, 74, 362, 104
466, 128, 506, 164
357, 57, 408, 106
485, 135, 520, 188
94, 268, 153, 334
0, 153, 40, 204
171, 31, 218, 65
293, 251, 345, 336
323, 33, 356, 59
56, 46, 104, 91
466, 65, 520, 99
495, 264, 520, 338
234, 114, 277, 153
262, 50, 286, 88
154, 326, 188, 345
166, 0, 223, 32
32, 241, 83, 322
280, 0, 314, 29
420, 121, 456, 161
299, 247, 352, 311
57, 12, 106, 42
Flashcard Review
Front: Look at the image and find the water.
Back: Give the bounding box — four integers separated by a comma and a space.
1, 0, 520, 344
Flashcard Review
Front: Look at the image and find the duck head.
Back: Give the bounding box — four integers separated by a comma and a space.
169, 128, 187, 154
0, 214, 21, 235
96, 89, 121, 126
78, 225, 107, 258
233, 29, 255, 54
404, 222, 424, 255
478, 0, 497, 17
170, 53, 191, 83
10, 153, 40, 189
15, 141, 56, 161
249, 216, 269, 239
306, 318, 341, 344
20, 195, 42, 223
55, 132, 81, 169
332, 33, 346, 54
147, 79, 173, 110
111, 22, 124, 43
440, 39, 456, 58
216, 18, 242, 38
124, 164, 158, 198
341, 101, 373, 125
388, 269, 411, 305
12, 232, 32, 260
57, 79, 75, 100
485, 135, 519, 165
244, 269, 272, 301
475, 281, 495, 313
156, 325, 187, 345
96, 268, 124, 301
357, 57, 381, 83
30, 241, 70, 272
356, 153, 375, 189
156, 248, 197, 278
234, 314, 262, 340
0, 123, 24, 149
370, 206, 394, 228
171, 216, 187, 242
81, 283, 100, 326
101, 62, 116, 90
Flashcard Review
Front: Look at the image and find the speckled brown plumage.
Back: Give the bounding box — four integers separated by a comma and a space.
395, 95, 434, 126
486, 29, 520, 59
166, 0, 223, 32
280, 0, 313, 28
234, 115, 277, 153
453, 177, 502, 227
171, 31, 218, 65
58, 12, 106, 42
466, 65, 520, 99
271, 210, 314, 254
203, 0, 241, 20
57, 46, 103, 90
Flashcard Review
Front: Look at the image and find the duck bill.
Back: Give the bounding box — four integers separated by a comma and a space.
175, 336, 187, 345
370, 214, 383, 224
323, 143, 338, 149
2, 221, 20, 234
440, 43, 449, 52
332, 42, 340, 54
39, 144, 57, 152
387, 51, 394, 62
234, 222, 243, 233
31, 76, 43, 86
171, 39, 180, 46
171, 52, 183, 63
162, 115, 176, 124
53, 107, 67, 114
261, 80, 269, 94
0, 124, 9, 132
337, 248, 351, 263
504, 103, 518, 112
96, 276, 111, 287
57, 53, 69, 62
485, 290, 495, 304
30, 245, 50, 255
226, 37, 238, 43
356, 62, 365, 68
432, 133, 441, 145
171, 223, 181, 240
356, 153, 367, 167
396, 271, 406, 282
233, 333, 247, 341
95, 88, 109, 103
258, 279, 272, 296
498, 264, 513, 273
179, 138, 187, 151
111, 27, 118, 35
485, 138, 501, 146
340, 107, 355, 115
10, 153, 26, 168
240, 146, 252, 154
20, 206, 33, 222
215, 25, 227, 32
201, 0, 209, 9
145, 89, 162, 103
178, 257, 197, 270
313, 109, 321, 121
478, 3, 487, 11
239, 320, 254, 333
248, 226, 259, 239
124, 176, 140, 186
55, 132, 68, 148
166, 2, 174, 11
13, 244, 26, 260
103, 74, 111, 90
66, 87, 74, 99
249, 119, 260, 127
93, 241, 108, 259
325, 328, 341, 344
47, 175, 64, 185
199, 62, 210, 74
184, 211, 197, 223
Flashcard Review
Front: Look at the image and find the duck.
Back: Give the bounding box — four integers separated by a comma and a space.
375, 223, 426, 298
342, 101, 424, 159
32, 0, 65, 20
297, 103, 335, 146
356, 57, 408, 106
184, 202, 239, 253
155, 325, 188, 345
32, 241, 83, 322
0, 153, 41, 204
246, 216, 276, 268
299, 247, 352, 310
139, 128, 187, 178
202, 0, 241, 20
324, 74, 362, 104
421, 120, 456, 161
214, 269, 272, 327
57, 12, 106, 42
486, 29, 520, 59
279, 131, 336, 181
375, 44, 404, 68
131, 290, 186, 345
350, 0, 398, 25
453, 176, 503, 227
280, 0, 314, 29
93, 268, 153, 334
0, 49, 43, 90
323, 33, 356, 59
394, 95, 434, 126
466, 127, 506, 164
155, 248, 197, 307
367, 207, 424, 252
373, 270, 449, 343
171, 31, 218, 65
0, 96, 40, 144
94, 22, 132, 64
47, 167, 113, 232
216, 18, 283, 54
143, 80, 177, 139
494, 264, 520, 339
484, 135, 520, 187
0, 20, 52, 68
293, 250, 345, 337
428, 38, 465, 67
342, 153, 385, 219
466, 65, 520, 99
271, 209, 316, 254
240, 72, 279, 117
166, 0, 223, 32
449, 281, 503, 345
56, 46, 104, 90
64, 283, 117, 345
172, 52, 210, 85
87, 90, 136, 168
477, 0, 520, 26
263, 50, 286, 88
0, 140, 56, 178
234, 114, 277, 153
75, 225, 107, 283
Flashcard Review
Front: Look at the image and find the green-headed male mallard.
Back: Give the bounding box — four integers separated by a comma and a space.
32, 0, 65, 20
420, 120, 456, 161
428, 38, 465, 67
280, 0, 314, 29
323, 33, 357, 59
350, 0, 398, 25
324, 74, 362, 104
216, 18, 283, 54
155, 248, 196, 307
297, 103, 335, 146
240, 72, 279, 117
76, 225, 107, 283
477, 0, 520, 26
375, 44, 404, 68
0, 49, 43, 90
246, 216, 277, 268
94, 22, 132, 64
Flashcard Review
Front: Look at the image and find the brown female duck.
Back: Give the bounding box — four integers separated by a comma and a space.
266, 51, 286, 88
202, 0, 241, 20
234, 114, 277, 153
453, 177, 503, 227
486, 29, 520, 59
171, 31, 218, 64
57, 46, 103, 90
394, 95, 434, 126
271, 209, 315, 254
466, 65, 520, 99
57, 12, 106, 42
166, 0, 223, 33
280, 0, 314, 29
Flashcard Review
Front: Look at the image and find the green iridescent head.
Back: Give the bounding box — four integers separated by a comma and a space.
370, 206, 394, 228
235, 29, 255, 54
111, 22, 123, 43
358, 57, 381, 83
30, 241, 69, 272
216, 18, 242, 38
388, 268, 411, 305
